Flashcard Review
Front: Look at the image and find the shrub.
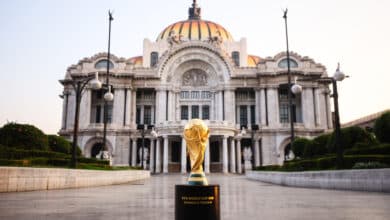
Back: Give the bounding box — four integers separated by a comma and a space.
344, 144, 390, 155
0, 145, 68, 160
352, 161, 389, 169
303, 140, 319, 158
374, 111, 390, 143
312, 134, 331, 156
48, 135, 72, 154
0, 123, 49, 151
78, 157, 109, 165
327, 126, 376, 153
292, 138, 311, 158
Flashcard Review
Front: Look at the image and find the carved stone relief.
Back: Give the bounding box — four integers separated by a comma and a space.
182, 69, 208, 86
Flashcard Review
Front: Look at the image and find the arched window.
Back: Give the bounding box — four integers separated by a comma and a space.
95, 59, 114, 69
232, 51, 240, 66
278, 84, 302, 123
150, 52, 158, 67
278, 58, 298, 68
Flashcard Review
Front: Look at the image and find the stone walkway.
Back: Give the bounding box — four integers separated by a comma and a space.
0, 174, 389, 220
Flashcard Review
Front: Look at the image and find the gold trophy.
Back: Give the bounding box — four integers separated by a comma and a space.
183, 119, 210, 185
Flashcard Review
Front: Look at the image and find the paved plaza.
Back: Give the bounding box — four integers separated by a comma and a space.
0, 174, 389, 220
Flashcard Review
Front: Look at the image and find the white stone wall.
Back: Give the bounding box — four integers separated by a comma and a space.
0, 167, 150, 193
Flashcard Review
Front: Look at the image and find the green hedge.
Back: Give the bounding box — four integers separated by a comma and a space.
344, 144, 390, 155
292, 138, 310, 158
327, 126, 377, 153
374, 111, 390, 143
255, 155, 390, 171
0, 123, 49, 150
0, 145, 68, 160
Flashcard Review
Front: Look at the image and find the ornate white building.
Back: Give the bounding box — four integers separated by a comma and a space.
59, 1, 332, 173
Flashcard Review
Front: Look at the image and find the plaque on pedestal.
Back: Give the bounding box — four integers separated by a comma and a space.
175, 185, 220, 220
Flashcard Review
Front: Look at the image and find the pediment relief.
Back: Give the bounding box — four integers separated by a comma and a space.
182, 69, 208, 86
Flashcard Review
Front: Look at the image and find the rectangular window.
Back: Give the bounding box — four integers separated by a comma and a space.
191, 91, 200, 99
107, 105, 113, 123
144, 106, 152, 125
181, 106, 188, 120
232, 51, 240, 66
250, 105, 255, 125
240, 106, 248, 126
202, 105, 210, 120
180, 91, 190, 99
95, 105, 101, 123
136, 107, 141, 124
280, 103, 289, 123
192, 105, 199, 119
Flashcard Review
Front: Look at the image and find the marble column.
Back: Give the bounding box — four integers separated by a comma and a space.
155, 89, 167, 123
222, 136, 228, 173
113, 88, 124, 126
150, 138, 155, 173
230, 138, 236, 173
302, 88, 315, 129
224, 90, 235, 123
216, 91, 223, 121
125, 89, 132, 126
236, 138, 242, 174
155, 138, 161, 173
181, 137, 187, 173
131, 89, 137, 125
66, 90, 75, 129
254, 138, 260, 167
163, 135, 169, 173
255, 89, 261, 125
131, 138, 137, 167
260, 88, 266, 126
167, 91, 175, 121
79, 89, 91, 129
211, 92, 215, 120
205, 140, 210, 173
267, 87, 279, 127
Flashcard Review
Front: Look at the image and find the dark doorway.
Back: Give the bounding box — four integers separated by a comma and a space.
91, 143, 103, 158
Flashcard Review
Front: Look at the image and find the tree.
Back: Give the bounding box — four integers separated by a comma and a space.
0, 123, 48, 150
374, 111, 390, 143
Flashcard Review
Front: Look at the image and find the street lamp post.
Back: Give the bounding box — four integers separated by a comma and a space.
69, 73, 102, 168
283, 9, 296, 150
101, 11, 114, 160
332, 63, 346, 168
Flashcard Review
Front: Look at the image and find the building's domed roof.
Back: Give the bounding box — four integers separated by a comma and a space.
156, 1, 233, 42
156, 20, 233, 42
247, 55, 262, 67
128, 56, 143, 67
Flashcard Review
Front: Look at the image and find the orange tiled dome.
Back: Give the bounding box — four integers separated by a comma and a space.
247, 55, 262, 67
156, 19, 234, 42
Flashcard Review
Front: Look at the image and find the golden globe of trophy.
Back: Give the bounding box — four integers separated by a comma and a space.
183, 119, 210, 185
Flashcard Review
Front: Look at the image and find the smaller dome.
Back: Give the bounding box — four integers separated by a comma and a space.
128, 56, 143, 67
247, 55, 262, 67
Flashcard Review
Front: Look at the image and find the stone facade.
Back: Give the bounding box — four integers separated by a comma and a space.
59, 2, 332, 173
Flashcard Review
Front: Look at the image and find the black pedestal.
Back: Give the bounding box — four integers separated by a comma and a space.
175, 185, 220, 220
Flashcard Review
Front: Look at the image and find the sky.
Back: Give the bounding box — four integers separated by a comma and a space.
0, 0, 389, 134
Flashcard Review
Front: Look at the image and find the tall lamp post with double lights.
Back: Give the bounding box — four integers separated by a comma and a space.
293, 63, 348, 168
283, 9, 297, 153
101, 11, 114, 160
68, 73, 102, 168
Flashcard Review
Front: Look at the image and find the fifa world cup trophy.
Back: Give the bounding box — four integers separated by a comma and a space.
183, 119, 210, 185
